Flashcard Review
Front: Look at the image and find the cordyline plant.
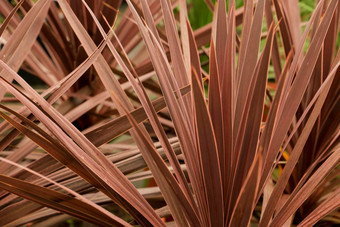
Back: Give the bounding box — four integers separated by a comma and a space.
0, 0, 339, 226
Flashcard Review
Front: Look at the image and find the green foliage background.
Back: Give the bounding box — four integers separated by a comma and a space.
187, 0, 319, 28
